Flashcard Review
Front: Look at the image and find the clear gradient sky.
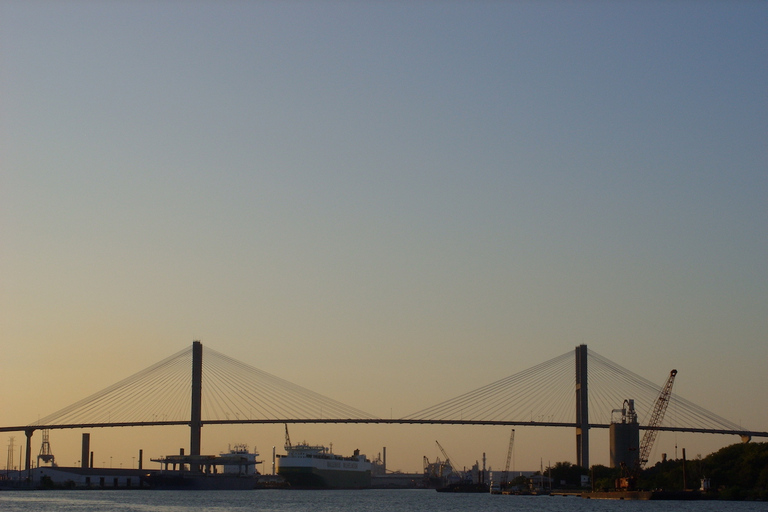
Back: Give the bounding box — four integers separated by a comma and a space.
2, 1, 766, 473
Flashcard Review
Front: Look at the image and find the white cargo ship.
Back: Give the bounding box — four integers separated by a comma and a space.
276, 442, 372, 489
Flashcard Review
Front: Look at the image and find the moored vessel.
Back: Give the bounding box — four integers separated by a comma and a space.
276, 442, 372, 489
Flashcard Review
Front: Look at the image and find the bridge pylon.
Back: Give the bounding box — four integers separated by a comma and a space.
575, 344, 589, 469
190, 340, 203, 468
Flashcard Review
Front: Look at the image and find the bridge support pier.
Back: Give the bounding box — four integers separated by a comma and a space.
25, 429, 33, 482
575, 344, 589, 469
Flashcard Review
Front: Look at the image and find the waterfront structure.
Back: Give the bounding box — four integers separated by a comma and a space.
32, 466, 149, 489
610, 399, 640, 469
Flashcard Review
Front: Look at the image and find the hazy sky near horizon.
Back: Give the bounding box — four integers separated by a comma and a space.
2, 1, 766, 471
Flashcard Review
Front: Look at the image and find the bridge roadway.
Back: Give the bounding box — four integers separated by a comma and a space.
2, 419, 766, 438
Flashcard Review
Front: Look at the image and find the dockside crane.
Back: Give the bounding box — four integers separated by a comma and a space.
500, 429, 515, 491
284, 423, 292, 450
37, 429, 55, 467
618, 369, 677, 490
435, 440, 462, 480
639, 369, 677, 469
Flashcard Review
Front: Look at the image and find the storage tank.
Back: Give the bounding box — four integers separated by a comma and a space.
609, 399, 640, 469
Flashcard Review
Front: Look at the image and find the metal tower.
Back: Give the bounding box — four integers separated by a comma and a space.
37, 429, 55, 466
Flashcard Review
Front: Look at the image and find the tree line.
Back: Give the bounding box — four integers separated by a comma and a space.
537, 442, 768, 500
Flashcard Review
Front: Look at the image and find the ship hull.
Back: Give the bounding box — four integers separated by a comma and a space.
276, 441, 372, 489
278, 466, 371, 489
436, 482, 490, 493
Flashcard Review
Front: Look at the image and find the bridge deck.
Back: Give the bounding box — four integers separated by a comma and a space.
2, 419, 765, 438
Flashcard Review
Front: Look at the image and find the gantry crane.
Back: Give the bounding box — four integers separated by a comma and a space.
38, 429, 55, 466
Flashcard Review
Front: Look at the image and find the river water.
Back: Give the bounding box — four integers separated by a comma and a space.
1, 489, 766, 512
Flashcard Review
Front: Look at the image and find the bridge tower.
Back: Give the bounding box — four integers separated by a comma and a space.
575, 344, 589, 469
190, 340, 203, 466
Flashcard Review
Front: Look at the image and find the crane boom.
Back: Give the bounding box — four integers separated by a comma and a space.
435, 440, 459, 477
284, 423, 292, 450
501, 429, 515, 491
638, 369, 677, 468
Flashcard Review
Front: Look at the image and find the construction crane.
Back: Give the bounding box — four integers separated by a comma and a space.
435, 440, 461, 479
284, 423, 292, 450
618, 369, 677, 490
500, 429, 515, 491
638, 369, 677, 469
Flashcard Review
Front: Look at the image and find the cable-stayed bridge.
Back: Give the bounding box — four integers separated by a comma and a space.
3, 342, 765, 474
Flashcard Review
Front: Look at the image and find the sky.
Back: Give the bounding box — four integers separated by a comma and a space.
1, 1, 766, 473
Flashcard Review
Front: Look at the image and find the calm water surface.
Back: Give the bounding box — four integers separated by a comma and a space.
1, 490, 767, 512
